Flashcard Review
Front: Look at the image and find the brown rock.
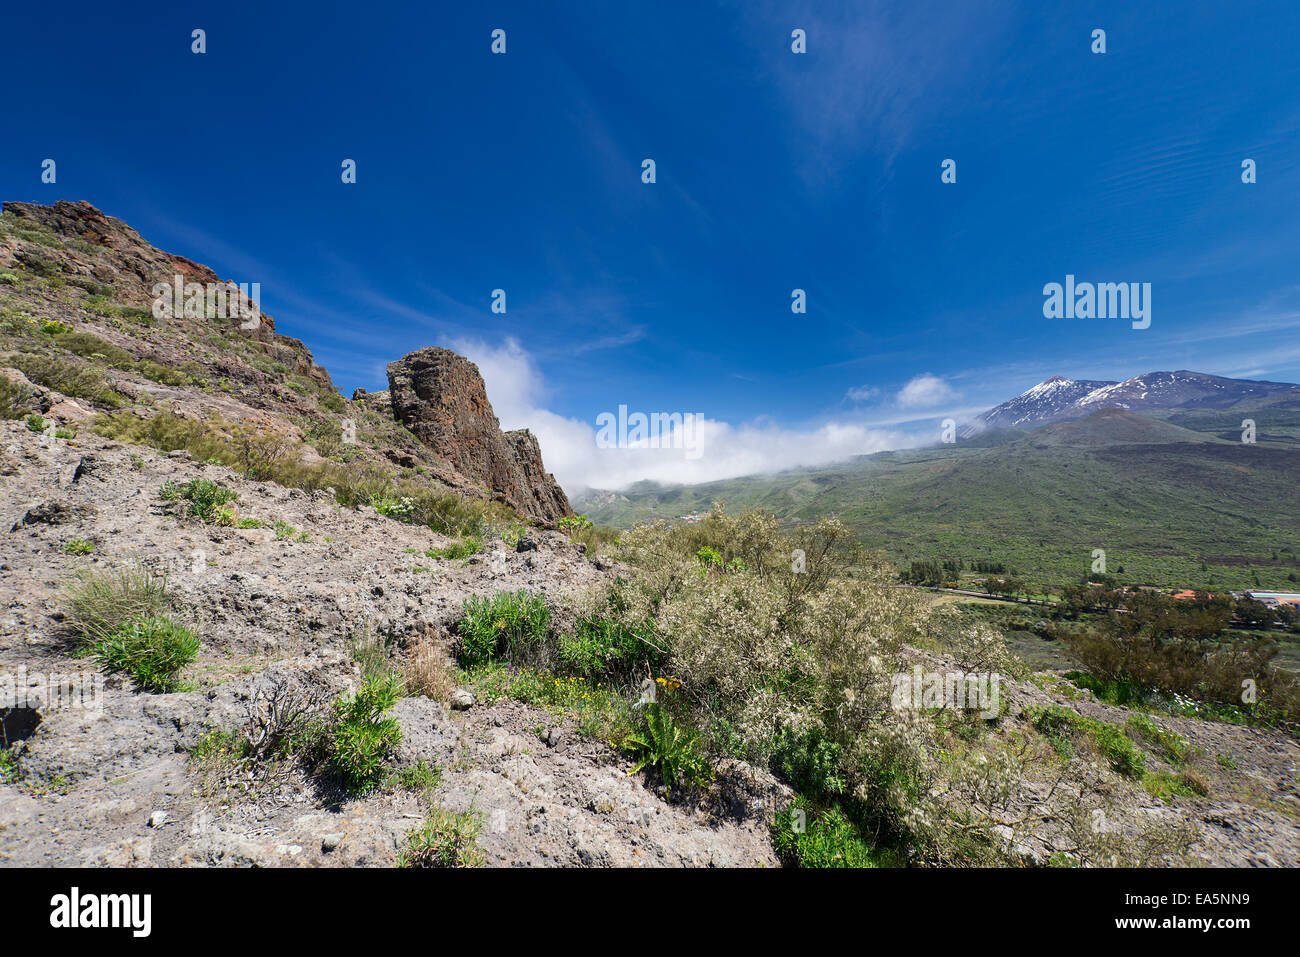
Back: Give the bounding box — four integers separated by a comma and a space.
386, 348, 571, 523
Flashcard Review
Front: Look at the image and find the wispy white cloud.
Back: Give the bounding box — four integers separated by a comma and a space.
897, 373, 957, 409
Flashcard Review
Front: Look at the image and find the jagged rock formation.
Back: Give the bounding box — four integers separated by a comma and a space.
386, 347, 572, 524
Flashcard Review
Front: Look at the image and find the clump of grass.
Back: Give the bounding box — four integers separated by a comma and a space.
398, 806, 484, 868
273, 520, 308, 542
93, 614, 199, 693
64, 564, 171, 647
1029, 705, 1146, 778
406, 637, 455, 705
348, 623, 400, 683
429, 537, 482, 561
455, 590, 551, 669
387, 759, 441, 796
1126, 713, 1193, 764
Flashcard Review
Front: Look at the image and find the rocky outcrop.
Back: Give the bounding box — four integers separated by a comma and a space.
386, 347, 572, 524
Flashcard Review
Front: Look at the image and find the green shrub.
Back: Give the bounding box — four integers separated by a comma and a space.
161, 478, 237, 522
398, 806, 484, 868
93, 615, 200, 693
621, 703, 713, 796
557, 514, 593, 532
456, 590, 551, 668
773, 797, 879, 868
0, 377, 37, 419
328, 674, 404, 794
558, 607, 663, 679
373, 495, 417, 521
8, 353, 121, 406
771, 727, 846, 801
61, 538, 95, 556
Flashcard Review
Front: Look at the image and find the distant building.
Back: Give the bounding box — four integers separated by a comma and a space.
1246, 591, 1300, 608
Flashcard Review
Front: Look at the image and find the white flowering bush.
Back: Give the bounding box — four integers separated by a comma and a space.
607, 505, 949, 848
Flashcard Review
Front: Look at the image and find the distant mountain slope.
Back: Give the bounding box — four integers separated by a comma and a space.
980, 370, 1300, 430
577, 407, 1300, 591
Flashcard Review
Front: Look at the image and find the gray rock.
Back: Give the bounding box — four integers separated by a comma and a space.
450, 688, 476, 710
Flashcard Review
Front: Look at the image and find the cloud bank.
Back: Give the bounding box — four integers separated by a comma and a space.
446, 337, 919, 493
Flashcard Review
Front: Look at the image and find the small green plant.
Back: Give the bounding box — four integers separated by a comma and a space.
61, 538, 95, 556
398, 806, 484, 868
93, 615, 200, 693
1126, 713, 1193, 764
557, 514, 594, 532
373, 495, 417, 521
773, 797, 878, 868
328, 673, 404, 794
236, 517, 265, 529
24, 414, 48, 433
273, 520, 299, 541
456, 590, 551, 668
621, 703, 713, 796
388, 759, 442, 795
430, 537, 482, 561
161, 478, 238, 523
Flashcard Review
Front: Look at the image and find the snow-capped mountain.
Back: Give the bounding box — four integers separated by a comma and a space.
979, 371, 1300, 430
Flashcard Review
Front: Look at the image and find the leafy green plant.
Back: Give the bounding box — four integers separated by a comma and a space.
557, 514, 593, 532
773, 797, 879, 868
398, 806, 484, 868
373, 495, 417, 521
621, 703, 713, 796
61, 538, 95, 556
93, 615, 200, 693
160, 478, 238, 523
456, 590, 551, 668
328, 673, 404, 794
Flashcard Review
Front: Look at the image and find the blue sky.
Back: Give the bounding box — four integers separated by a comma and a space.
4, 1, 1299, 489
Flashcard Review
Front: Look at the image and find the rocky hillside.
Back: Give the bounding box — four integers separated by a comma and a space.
0, 200, 569, 525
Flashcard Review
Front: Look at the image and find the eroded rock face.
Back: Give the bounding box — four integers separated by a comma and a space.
386, 347, 572, 524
